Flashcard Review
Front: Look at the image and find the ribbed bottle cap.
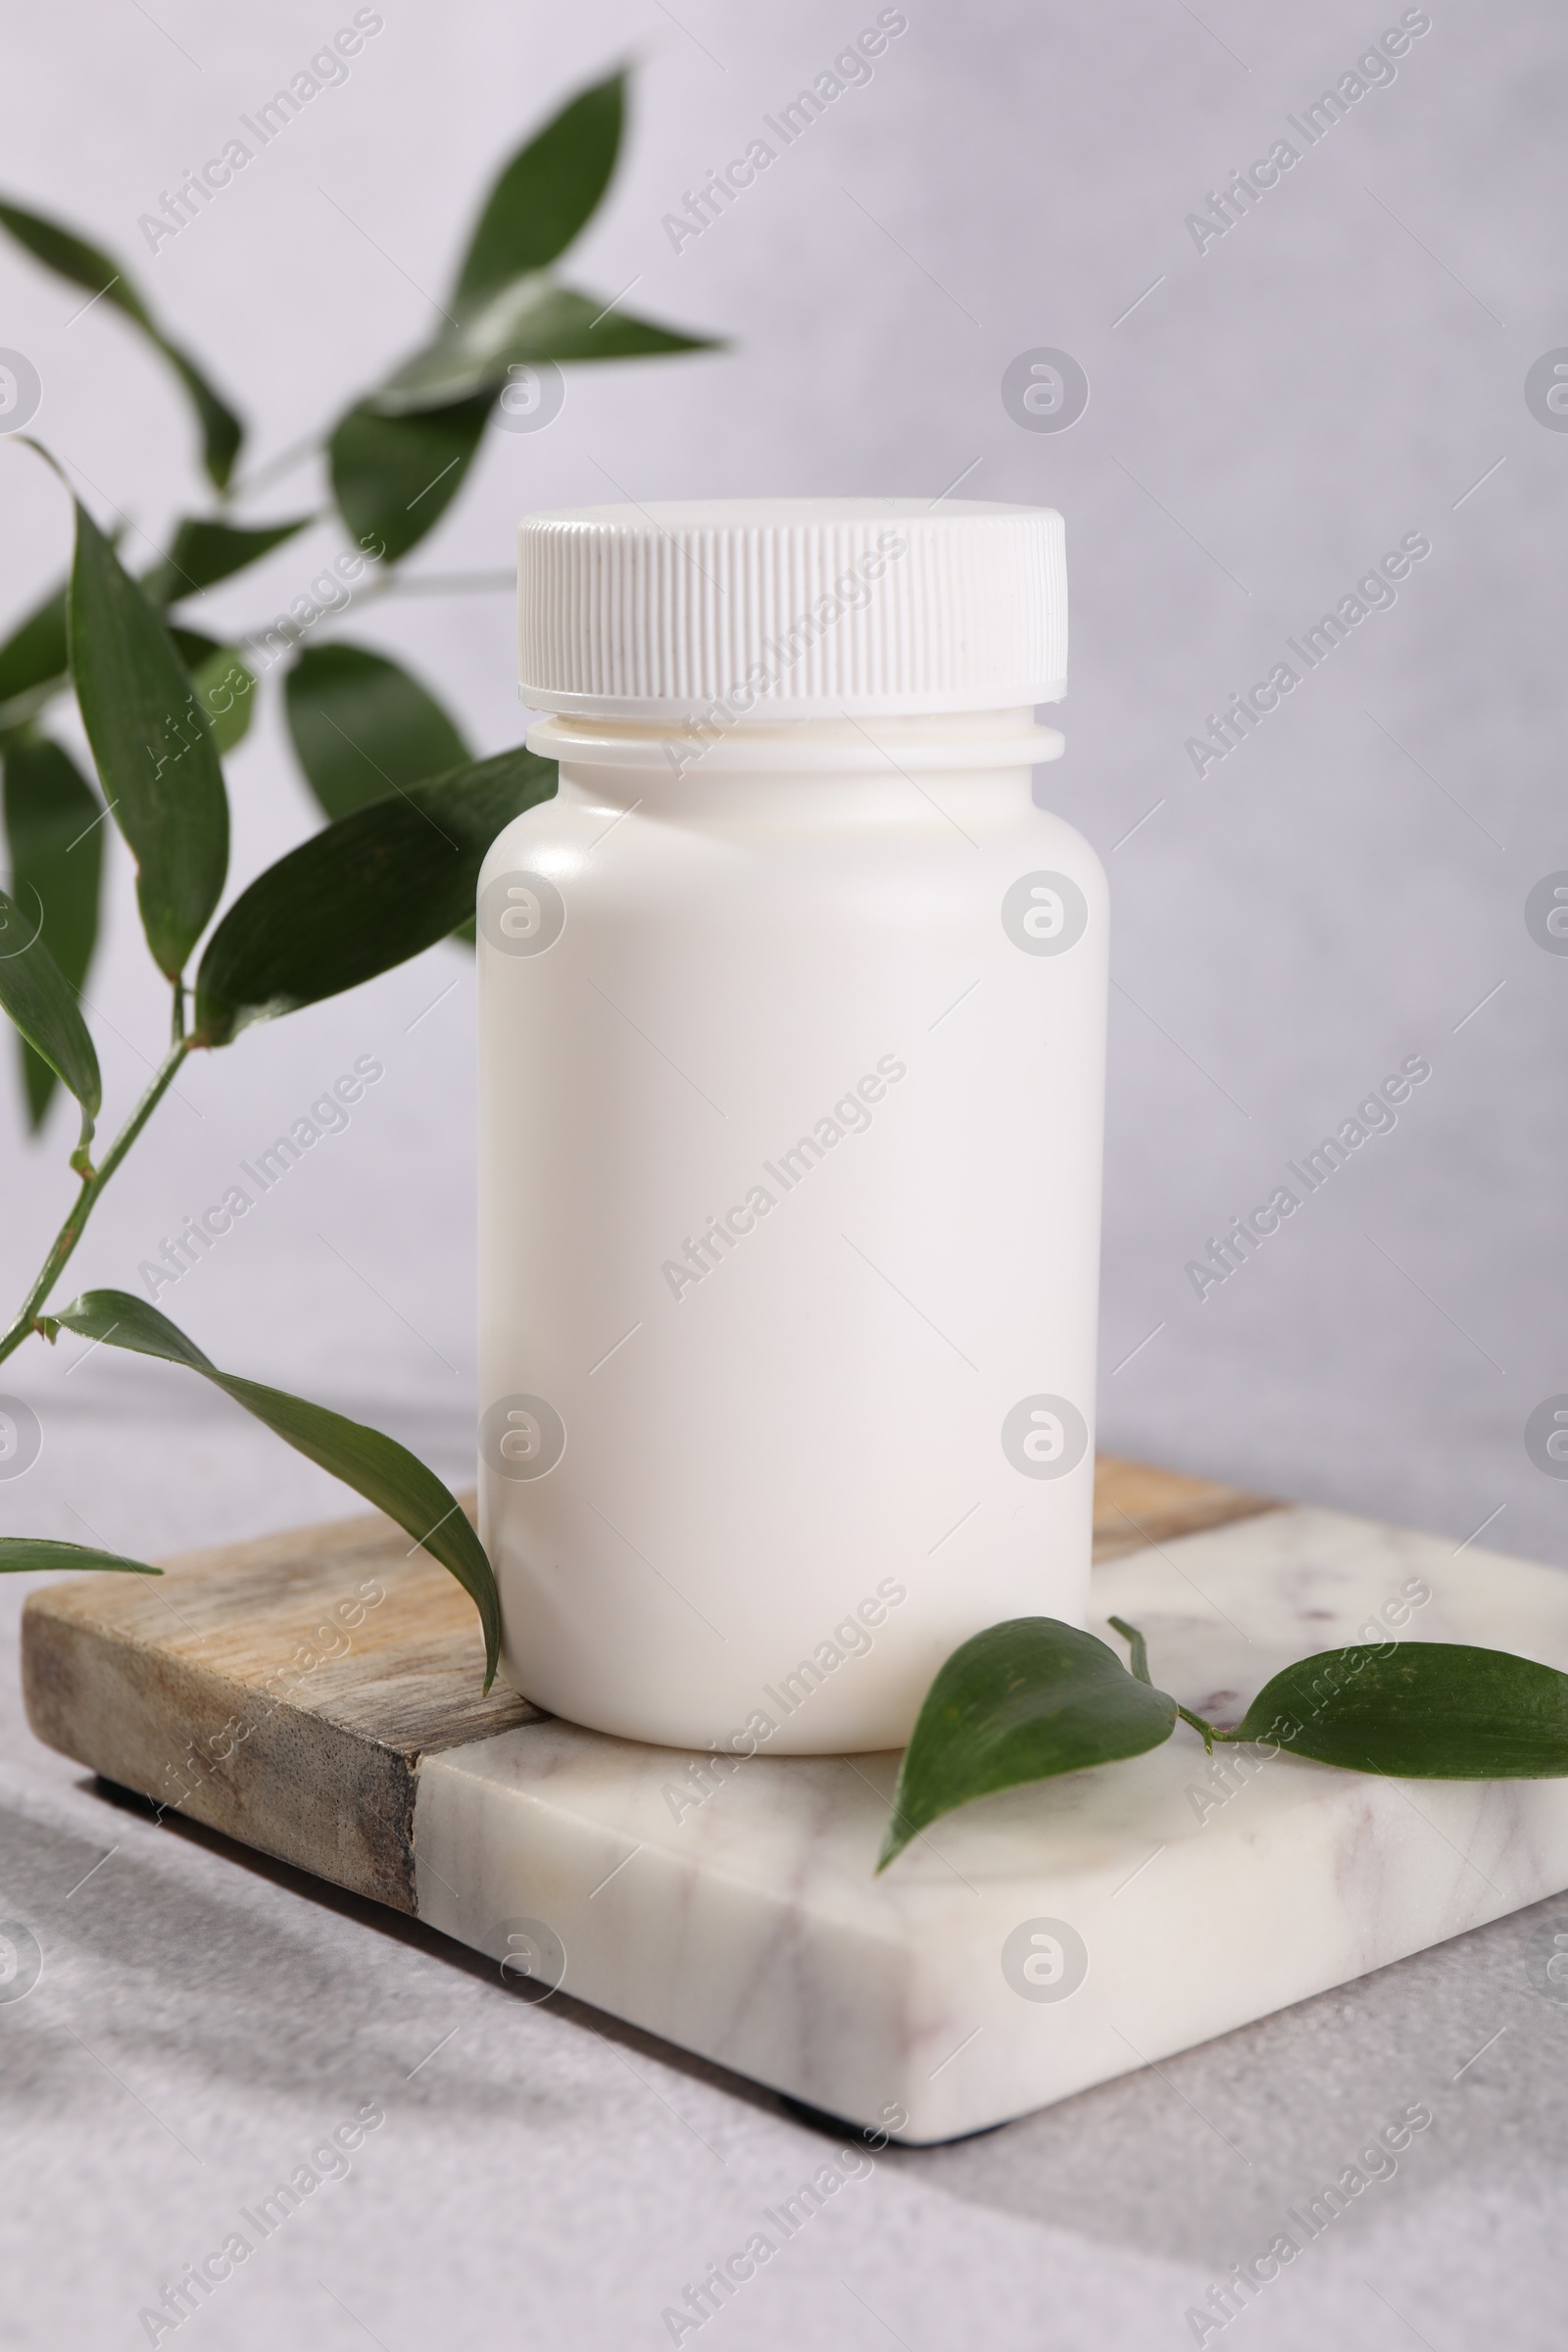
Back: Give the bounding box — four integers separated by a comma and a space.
516, 497, 1066, 719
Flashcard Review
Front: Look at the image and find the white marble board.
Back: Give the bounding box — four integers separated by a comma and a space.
413, 1506, 1568, 2141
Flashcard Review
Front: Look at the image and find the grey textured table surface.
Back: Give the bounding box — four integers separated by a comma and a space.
2, 1396, 1564, 2352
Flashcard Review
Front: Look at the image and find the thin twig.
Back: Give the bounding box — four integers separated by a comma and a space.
0, 1040, 194, 1366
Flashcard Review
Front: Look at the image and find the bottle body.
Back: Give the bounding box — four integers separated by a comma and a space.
477, 713, 1106, 1752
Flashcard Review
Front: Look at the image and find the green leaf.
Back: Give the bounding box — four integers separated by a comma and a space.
0, 581, 69, 725
455, 68, 626, 307
139, 514, 312, 609
0, 533, 125, 729
50, 1291, 499, 1685
2, 735, 104, 1130
0, 197, 243, 488
0, 1538, 159, 1577
284, 641, 469, 820
169, 629, 256, 757
370, 278, 718, 416
327, 396, 489, 564
0, 880, 100, 1152
69, 499, 228, 978
330, 73, 714, 537
1229, 1642, 1568, 1778
878, 1618, 1179, 1870
193, 745, 555, 1046
0, 198, 157, 324
160, 346, 244, 492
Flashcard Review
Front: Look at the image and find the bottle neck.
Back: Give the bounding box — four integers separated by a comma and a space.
524, 706, 1062, 780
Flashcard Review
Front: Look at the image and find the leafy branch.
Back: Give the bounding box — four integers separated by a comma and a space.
878, 1612, 1568, 1870
0, 64, 716, 1122
0, 67, 720, 1690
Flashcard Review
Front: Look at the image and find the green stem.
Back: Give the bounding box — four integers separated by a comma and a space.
0, 1039, 194, 1367
231, 561, 400, 663
1109, 1615, 1225, 1749
378, 569, 516, 598
0, 677, 67, 737
1108, 1614, 1152, 1686
227, 559, 517, 657
219, 430, 321, 511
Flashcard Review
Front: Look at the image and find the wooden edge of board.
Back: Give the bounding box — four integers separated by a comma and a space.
1091, 1453, 1277, 1560
20, 1457, 1276, 1912
19, 1493, 532, 1914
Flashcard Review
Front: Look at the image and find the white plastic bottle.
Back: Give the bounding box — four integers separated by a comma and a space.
478, 499, 1105, 1754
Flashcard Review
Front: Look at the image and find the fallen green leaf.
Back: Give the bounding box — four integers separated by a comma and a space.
878, 1617, 1179, 1870
1229, 1642, 1568, 1778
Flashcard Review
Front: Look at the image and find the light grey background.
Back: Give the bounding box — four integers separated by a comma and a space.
0, 2, 1564, 2345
